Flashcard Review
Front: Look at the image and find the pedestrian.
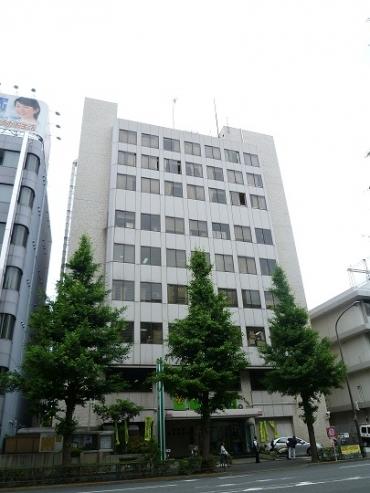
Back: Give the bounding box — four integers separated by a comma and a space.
220, 442, 229, 468
253, 435, 260, 463
287, 435, 297, 459
270, 439, 275, 452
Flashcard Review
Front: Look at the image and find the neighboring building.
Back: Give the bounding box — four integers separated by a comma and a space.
68, 97, 328, 457
310, 285, 370, 442
0, 93, 51, 446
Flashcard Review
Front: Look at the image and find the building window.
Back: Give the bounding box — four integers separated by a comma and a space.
141, 282, 162, 303
18, 186, 35, 208
166, 216, 185, 235
165, 158, 182, 174
207, 165, 224, 181
250, 194, 267, 210
184, 141, 201, 156
167, 284, 188, 304
140, 322, 163, 344
0, 313, 15, 340
3, 266, 22, 291
264, 290, 276, 309
0, 184, 13, 203
250, 369, 270, 391
189, 219, 208, 237
142, 154, 159, 171
260, 258, 277, 276
166, 248, 186, 268
238, 256, 257, 275
187, 184, 205, 201
141, 213, 160, 232
212, 222, 230, 240
163, 137, 180, 152
205, 145, 221, 160
246, 327, 266, 347
11, 224, 28, 247
209, 187, 226, 204
141, 133, 159, 149
141, 246, 161, 266
118, 151, 136, 167
0, 223, 5, 245
242, 289, 261, 308
165, 181, 183, 197
246, 173, 263, 188
115, 210, 135, 229
227, 169, 243, 184
119, 129, 137, 145
0, 150, 19, 168
255, 228, 273, 245
234, 225, 252, 242
117, 174, 136, 191
113, 244, 135, 263
218, 288, 238, 307
112, 280, 135, 301
215, 254, 234, 272
142, 177, 160, 194
224, 149, 240, 163
122, 321, 134, 343
230, 191, 246, 206
26, 154, 40, 174
186, 161, 203, 177
244, 152, 260, 167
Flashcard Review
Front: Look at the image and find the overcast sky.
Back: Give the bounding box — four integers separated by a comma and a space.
2, 0, 370, 309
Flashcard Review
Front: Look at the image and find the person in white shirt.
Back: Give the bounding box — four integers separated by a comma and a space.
220, 442, 229, 468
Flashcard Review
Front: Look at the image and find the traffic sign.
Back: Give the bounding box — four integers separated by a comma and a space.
326, 426, 337, 438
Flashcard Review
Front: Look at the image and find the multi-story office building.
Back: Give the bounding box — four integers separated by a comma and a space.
69, 98, 328, 456
0, 93, 51, 445
310, 286, 370, 443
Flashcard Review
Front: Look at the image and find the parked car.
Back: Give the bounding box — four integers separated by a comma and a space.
269, 436, 322, 456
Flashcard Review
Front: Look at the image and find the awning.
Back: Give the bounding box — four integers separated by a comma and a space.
165, 408, 263, 420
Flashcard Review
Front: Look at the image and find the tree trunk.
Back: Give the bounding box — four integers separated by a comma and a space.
62, 403, 75, 466
301, 396, 319, 463
200, 393, 211, 462
200, 414, 210, 460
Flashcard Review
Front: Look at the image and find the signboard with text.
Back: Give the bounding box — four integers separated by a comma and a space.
0, 93, 49, 141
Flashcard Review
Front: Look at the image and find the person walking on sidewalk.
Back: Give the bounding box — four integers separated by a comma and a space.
220, 442, 229, 468
253, 436, 260, 463
287, 435, 298, 459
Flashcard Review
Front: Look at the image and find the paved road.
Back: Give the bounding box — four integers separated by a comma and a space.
2, 459, 370, 493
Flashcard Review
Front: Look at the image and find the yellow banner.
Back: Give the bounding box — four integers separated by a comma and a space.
340, 444, 361, 455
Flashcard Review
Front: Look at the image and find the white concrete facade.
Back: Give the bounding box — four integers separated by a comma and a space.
69, 98, 328, 456
310, 285, 370, 442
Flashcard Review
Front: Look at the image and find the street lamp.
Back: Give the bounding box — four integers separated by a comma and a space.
334, 300, 366, 457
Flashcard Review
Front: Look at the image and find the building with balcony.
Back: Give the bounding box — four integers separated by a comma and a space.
310, 285, 370, 442
68, 97, 328, 457
0, 131, 51, 445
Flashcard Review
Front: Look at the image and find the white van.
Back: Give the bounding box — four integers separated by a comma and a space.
360, 424, 370, 446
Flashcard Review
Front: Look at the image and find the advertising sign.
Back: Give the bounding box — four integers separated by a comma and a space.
340, 444, 361, 456
0, 93, 49, 141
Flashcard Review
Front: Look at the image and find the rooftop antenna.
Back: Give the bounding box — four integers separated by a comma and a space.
213, 98, 220, 136
172, 97, 177, 128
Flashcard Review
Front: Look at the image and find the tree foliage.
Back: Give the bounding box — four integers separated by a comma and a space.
259, 266, 346, 461
158, 250, 248, 459
94, 399, 143, 425
2, 235, 130, 463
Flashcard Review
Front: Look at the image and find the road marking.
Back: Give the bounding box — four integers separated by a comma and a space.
74, 484, 177, 493
217, 484, 237, 487
256, 479, 274, 482
340, 462, 370, 468
243, 489, 263, 492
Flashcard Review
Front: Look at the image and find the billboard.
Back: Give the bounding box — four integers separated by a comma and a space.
0, 93, 49, 141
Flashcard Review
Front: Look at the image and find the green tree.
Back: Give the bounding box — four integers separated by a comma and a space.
259, 266, 346, 462
158, 250, 248, 460
94, 399, 143, 452
2, 235, 129, 464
